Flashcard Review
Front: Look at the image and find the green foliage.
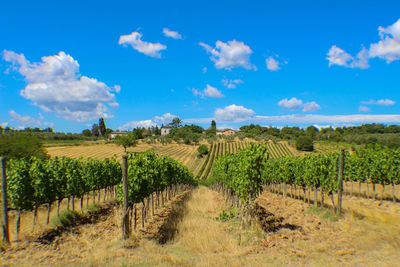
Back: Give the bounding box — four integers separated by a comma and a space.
114, 133, 138, 152
171, 117, 182, 129
99, 118, 107, 136
92, 123, 100, 136
6, 156, 122, 212
197, 144, 209, 158
51, 209, 83, 227
0, 133, 49, 160
296, 136, 314, 151
216, 209, 236, 222
117, 150, 196, 205
210, 143, 268, 202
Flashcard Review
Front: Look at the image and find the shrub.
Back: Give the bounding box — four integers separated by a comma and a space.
197, 144, 209, 157
296, 136, 314, 151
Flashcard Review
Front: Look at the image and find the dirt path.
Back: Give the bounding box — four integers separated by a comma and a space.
2, 186, 399, 266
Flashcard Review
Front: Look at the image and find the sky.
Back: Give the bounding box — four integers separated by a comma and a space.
1, 0, 400, 132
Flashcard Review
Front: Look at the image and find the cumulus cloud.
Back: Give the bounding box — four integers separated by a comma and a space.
193, 84, 224, 98
214, 104, 255, 122
369, 18, 400, 63
222, 78, 243, 89
199, 40, 256, 70
9, 110, 53, 128
278, 97, 320, 113
359, 106, 371, 113
278, 97, 304, 111
327, 18, 400, 68
3, 50, 119, 122
266, 56, 282, 71
153, 113, 178, 124
162, 28, 182, 39
118, 32, 167, 58
119, 120, 157, 131
326, 45, 370, 69
302, 101, 321, 112
361, 99, 395, 106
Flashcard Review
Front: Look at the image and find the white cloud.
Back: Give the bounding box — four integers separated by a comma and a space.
222, 78, 243, 89
254, 114, 400, 125
162, 28, 182, 39
1, 122, 8, 128
278, 97, 320, 113
214, 104, 255, 122
199, 40, 256, 70
326, 45, 370, 69
278, 97, 303, 111
202, 67, 207, 73
193, 84, 224, 98
153, 113, 178, 124
361, 99, 395, 106
359, 106, 371, 113
369, 18, 400, 63
3, 50, 119, 122
119, 120, 157, 131
118, 32, 166, 58
302, 101, 321, 112
327, 18, 400, 68
266, 56, 281, 71
9, 110, 53, 128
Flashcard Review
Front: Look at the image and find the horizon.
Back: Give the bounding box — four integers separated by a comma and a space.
1, 1, 400, 133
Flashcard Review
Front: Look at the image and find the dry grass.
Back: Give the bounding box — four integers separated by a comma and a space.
3, 186, 400, 266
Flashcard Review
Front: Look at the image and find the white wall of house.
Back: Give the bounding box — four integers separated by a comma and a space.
161, 127, 171, 136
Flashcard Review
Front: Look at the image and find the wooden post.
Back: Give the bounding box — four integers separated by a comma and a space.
1, 157, 10, 244
337, 149, 345, 215
121, 155, 130, 239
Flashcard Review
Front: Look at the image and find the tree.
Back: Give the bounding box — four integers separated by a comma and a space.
99, 118, 106, 136
296, 136, 314, 151
114, 133, 138, 152
171, 117, 182, 129
82, 129, 92, 137
305, 126, 318, 138
206, 120, 217, 137
92, 123, 100, 136
197, 144, 208, 157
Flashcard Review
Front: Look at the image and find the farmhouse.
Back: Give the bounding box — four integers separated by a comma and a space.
216, 129, 237, 136
161, 125, 172, 136
109, 131, 128, 139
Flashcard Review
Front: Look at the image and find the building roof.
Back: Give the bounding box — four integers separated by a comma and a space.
162, 125, 172, 129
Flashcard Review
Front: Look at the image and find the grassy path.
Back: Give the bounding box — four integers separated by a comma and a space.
129, 186, 267, 266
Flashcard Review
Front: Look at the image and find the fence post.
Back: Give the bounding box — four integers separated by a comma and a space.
1, 157, 10, 244
122, 155, 130, 239
337, 149, 345, 215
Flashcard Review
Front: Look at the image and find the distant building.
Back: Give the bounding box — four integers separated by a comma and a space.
223, 129, 236, 136
216, 129, 237, 136
161, 125, 172, 136
109, 131, 129, 139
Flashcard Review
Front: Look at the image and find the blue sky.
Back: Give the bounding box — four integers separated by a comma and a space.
1, 0, 400, 132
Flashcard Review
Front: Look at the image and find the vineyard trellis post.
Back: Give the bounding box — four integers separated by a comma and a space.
337, 149, 345, 215
122, 155, 130, 239
1, 157, 10, 245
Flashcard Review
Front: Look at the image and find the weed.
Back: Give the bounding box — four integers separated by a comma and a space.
307, 206, 339, 222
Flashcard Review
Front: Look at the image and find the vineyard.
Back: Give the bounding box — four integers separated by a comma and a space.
1, 141, 400, 266
195, 141, 294, 179
211, 144, 400, 210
